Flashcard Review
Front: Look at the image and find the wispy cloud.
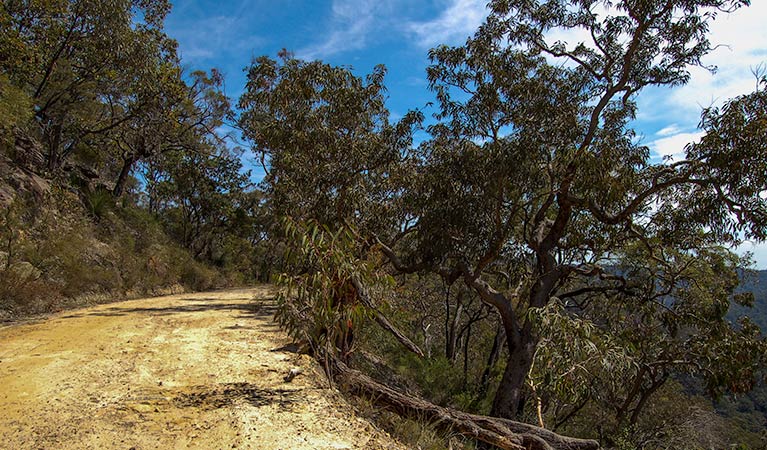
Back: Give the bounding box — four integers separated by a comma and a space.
297, 0, 491, 60
637, 2, 767, 128
171, 14, 264, 65
636, 2, 767, 162
668, 2, 767, 112
655, 124, 682, 137
649, 131, 704, 160
298, 0, 384, 60
166, 5, 267, 98
406, 0, 489, 48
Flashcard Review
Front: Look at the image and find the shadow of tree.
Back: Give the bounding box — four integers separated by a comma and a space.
172, 382, 300, 410
63, 297, 280, 320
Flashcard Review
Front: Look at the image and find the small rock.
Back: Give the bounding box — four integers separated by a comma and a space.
283, 367, 303, 382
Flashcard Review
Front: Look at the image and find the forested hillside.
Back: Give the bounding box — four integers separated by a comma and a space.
717, 270, 767, 441
0, 0, 273, 319
732, 270, 767, 333
2, 1, 767, 449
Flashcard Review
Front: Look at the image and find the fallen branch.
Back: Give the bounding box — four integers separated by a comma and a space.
329, 356, 599, 450
351, 276, 424, 357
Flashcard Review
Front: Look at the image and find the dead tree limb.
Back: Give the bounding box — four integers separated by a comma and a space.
330, 356, 599, 450
351, 276, 425, 357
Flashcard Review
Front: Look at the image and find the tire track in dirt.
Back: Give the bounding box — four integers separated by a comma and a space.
0, 287, 403, 449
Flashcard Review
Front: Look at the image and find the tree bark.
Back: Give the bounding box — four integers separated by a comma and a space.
46, 120, 63, 172
113, 155, 136, 197
477, 324, 505, 401
329, 356, 599, 450
491, 332, 535, 420
446, 300, 463, 361
463, 273, 534, 421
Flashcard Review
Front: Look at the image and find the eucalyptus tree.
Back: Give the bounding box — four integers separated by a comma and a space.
376, 0, 767, 421
237, 52, 420, 232
527, 243, 765, 443
111, 68, 230, 197
238, 52, 428, 360
236, 1, 766, 434
0, 0, 175, 172
149, 142, 252, 262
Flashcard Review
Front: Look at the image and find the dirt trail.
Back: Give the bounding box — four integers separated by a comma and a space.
0, 287, 403, 449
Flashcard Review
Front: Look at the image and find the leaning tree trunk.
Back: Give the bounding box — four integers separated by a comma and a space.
113, 155, 136, 197
490, 254, 561, 420
328, 355, 598, 450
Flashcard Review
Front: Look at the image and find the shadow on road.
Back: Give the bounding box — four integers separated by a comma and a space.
61, 296, 278, 321
172, 382, 300, 410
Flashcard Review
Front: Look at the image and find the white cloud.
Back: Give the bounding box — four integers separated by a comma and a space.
298, 0, 385, 60
668, 2, 767, 111
298, 0, 491, 59
406, 0, 489, 48
530, 2, 766, 136
737, 241, 767, 270
170, 14, 265, 66
638, 2, 767, 128
655, 124, 681, 137
649, 131, 704, 160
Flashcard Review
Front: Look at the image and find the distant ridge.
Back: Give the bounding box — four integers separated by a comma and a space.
730, 269, 767, 333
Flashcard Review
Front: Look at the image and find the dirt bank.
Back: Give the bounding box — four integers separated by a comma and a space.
0, 287, 403, 449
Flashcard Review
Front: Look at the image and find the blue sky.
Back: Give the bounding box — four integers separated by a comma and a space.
164, 0, 767, 267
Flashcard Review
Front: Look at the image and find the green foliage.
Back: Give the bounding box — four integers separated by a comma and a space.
179, 261, 220, 291
0, 74, 32, 147
527, 300, 634, 421
83, 187, 114, 220
369, 0, 767, 424
0, 0, 260, 320
730, 270, 767, 333
2, 0, 177, 171
237, 4, 767, 447
521, 246, 767, 445
148, 145, 253, 262
4, 0, 765, 446
687, 80, 767, 241
238, 53, 420, 231
274, 218, 389, 359
351, 394, 474, 450
0, 186, 233, 318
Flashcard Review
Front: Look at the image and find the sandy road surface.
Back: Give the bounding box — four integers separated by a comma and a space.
0, 287, 402, 449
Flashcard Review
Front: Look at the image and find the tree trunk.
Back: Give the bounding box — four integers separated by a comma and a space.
113, 155, 136, 197
462, 319, 472, 388
463, 273, 536, 421
46, 121, 63, 172
477, 324, 505, 401
446, 301, 463, 361
351, 277, 424, 357
489, 251, 560, 420
491, 334, 535, 420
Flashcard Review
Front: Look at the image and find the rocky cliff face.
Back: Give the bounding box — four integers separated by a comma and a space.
0, 135, 50, 207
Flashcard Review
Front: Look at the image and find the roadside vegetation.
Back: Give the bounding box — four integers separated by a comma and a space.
0, 0, 272, 318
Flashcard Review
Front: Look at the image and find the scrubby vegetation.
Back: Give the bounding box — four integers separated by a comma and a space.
0, 0, 270, 319
1, 190, 209, 317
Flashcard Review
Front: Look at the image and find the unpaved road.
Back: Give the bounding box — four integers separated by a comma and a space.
0, 287, 402, 449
